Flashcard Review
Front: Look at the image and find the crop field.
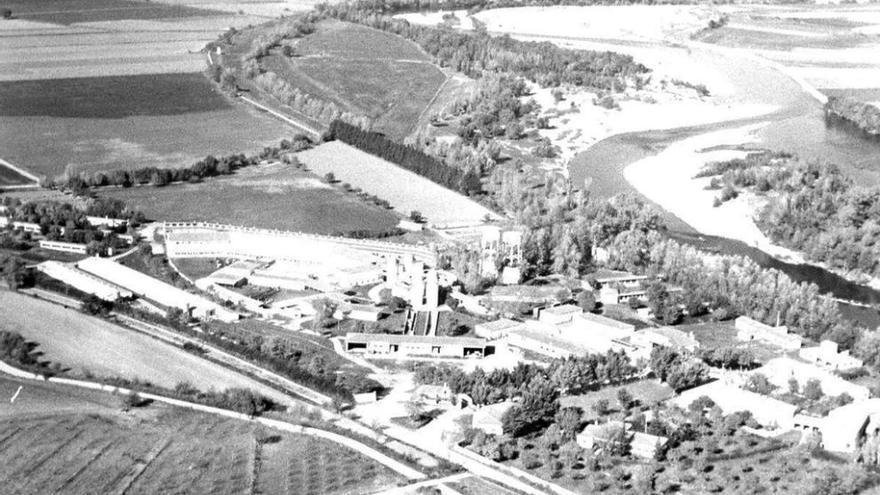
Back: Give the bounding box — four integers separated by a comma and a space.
0, 290, 295, 404
3, 0, 221, 25
0, 378, 399, 495
298, 141, 500, 228
258, 20, 446, 140
101, 161, 400, 234
0, 74, 291, 180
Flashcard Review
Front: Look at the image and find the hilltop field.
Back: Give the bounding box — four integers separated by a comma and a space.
0, 376, 400, 495
222, 18, 448, 141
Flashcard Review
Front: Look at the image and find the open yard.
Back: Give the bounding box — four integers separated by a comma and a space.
298, 141, 499, 228
101, 161, 400, 234
244, 19, 446, 140
0, 377, 400, 495
0, 290, 296, 405
0, 74, 291, 180
559, 379, 674, 422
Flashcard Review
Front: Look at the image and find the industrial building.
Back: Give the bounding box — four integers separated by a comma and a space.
344, 333, 493, 359
36, 261, 133, 302
38, 240, 88, 255
77, 257, 240, 322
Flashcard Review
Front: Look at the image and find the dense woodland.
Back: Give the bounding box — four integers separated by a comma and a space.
329, 120, 483, 194
825, 96, 880, 137
700, 152, 880, 280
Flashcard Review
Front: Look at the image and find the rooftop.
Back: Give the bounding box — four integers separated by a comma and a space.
542, 304, 582, 316
592, 269, 648, 283
345, 332, 488, 347
476, 318, 522, 331
577, 312, 635, 331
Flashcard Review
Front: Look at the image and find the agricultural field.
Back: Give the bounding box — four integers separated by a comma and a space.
101, 161, 400, 234
0, 290, 295, 405
238, 19, 447, 140
0, 377, 400, 495
297, 141, 500, 228
0, 74, 291, 180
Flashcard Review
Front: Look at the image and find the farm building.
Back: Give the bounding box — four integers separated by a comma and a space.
537, 304, 582, 325
751, 357, 869, 400
735, 316, 802, 350
77, 257, 240, 322
36, 261, 132, 301
474, 318, 522, 340
12, 221, 41, 234
591, 269, 648, 289
344, 333, 493, 358
86, 216, 127, 228
577, 421, 667, 459
799, 340, 864, 371
631, 327, 700, 353
38, 240, 88, 255
817, 399, 880, 453
472, 401, 516, 436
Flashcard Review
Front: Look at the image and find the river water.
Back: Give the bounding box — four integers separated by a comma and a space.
567, 61, 880, 327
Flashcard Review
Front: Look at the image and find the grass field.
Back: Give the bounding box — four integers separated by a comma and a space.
0, 290, 295, 404
298, 141, 499, 228
0, 74, 291, 179
100, 161, 400, 234
559, 379, 674, 422
0, 377, 400, 495
250, 19, 446, 140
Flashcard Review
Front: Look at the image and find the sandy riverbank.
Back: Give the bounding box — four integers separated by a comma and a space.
623, 123, 808, 263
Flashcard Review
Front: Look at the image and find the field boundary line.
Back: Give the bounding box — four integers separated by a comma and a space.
112, 436, 173, 495
414, 69, 452, 131
0, 360, 426, 481
238, 95, 323, 139
0, 157, 40, 184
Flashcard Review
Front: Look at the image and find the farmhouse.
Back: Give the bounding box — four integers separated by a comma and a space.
798, 340, 864, 371
344, 333, 493, 358
36, 261, 133, 302
77, 257, 240, 322
472, 401, 516, 436
38, 240, 88, 255
752, 357, 869, 400
735, 316, 802, 350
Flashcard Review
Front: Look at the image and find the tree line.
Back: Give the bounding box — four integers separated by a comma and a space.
825, 96, 880, 137
328, 119, 483, 195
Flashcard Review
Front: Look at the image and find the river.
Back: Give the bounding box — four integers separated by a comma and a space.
568, 49, 880, 328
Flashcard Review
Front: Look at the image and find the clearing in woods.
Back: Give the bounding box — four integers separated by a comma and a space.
100, 160, 401, 234
0, 377, 400, 495
234, 19, 447, 140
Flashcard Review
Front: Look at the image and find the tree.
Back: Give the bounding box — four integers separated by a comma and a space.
323, 172, 336, 183
555, 406, 583, 440
855, 331, 880, 370
577, 290, 597, 312
788, 377, 800, 395
592, 399, 610, 418
744, 373, 775, 395
617, 388, 634, 412
2, 9, 11, 19
803, 378, 823, 401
